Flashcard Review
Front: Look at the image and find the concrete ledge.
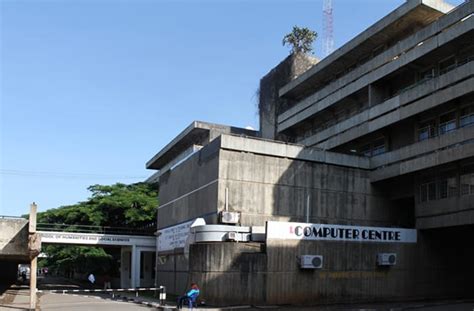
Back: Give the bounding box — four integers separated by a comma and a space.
299, 61, 473, 148
278, 0, 455, 98
416, 208, 474, 229
278, 14, 473, 132
370, 140, 474, 182
218, 134, 370, 169
318, 76, 474, 150
371, 126, 474, 169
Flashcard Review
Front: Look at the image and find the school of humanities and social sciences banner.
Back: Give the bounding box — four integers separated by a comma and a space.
266, 221, 417, 243
157, 219, 194, 252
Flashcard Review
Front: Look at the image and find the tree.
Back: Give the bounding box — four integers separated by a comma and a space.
37, 182, 158, 229
37, 182, 158, 277
282, 26, 317, 54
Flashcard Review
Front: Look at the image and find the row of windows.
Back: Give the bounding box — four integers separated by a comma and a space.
418, 105, 474, 142
419, 173, 474, 203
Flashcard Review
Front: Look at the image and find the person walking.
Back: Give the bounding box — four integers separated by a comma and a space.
87, 273, 96, 288
177, 282, 200, 309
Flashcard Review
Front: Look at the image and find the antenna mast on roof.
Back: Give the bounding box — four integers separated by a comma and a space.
322, 0, 334, 58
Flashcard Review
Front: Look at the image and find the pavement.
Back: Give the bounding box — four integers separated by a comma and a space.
1, 278, 473, 310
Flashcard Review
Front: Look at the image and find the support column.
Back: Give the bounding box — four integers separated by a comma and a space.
131, 245, 140, 288
120, 247, 131, 289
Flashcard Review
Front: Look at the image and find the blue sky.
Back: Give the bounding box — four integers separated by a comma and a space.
0, 0, 463, 216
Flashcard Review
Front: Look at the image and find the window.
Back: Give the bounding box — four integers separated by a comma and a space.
420, 181, 437, 202
460, 106, 474, 128
358, 138, 386, 157
418, 120, 436, 141
461, 173, 474, 196
439, 111, 456, 135
372, 138, 386, 156
428, 182, 437, 201
420, 183, 428, 202
439, 177, 457, 199
419, 66, 435, 81
439, 56, 456, 75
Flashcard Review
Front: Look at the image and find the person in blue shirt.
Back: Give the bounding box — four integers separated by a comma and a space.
177, 282, 200, 309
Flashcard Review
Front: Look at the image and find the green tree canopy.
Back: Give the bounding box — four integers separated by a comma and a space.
282, 26, 317, 54
37, 182, 158, 277
37, 182, 158, 229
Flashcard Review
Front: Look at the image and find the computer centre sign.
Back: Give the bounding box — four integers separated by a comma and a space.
266, 221, 417, 243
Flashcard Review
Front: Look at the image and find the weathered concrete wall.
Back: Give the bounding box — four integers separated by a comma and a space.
218, 148, 404, 228
259, 53, 318, 141
157, 139, 220, 229
189, 243, 267, 306
156, 139, 221, 294
189, 229, 474, 306
0, 218, 29, 262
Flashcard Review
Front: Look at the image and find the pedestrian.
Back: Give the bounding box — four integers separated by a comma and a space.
177, 282, 200, 309
87, 273, 95, 288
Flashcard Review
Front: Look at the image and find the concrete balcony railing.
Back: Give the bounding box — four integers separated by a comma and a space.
299, 61, 474, 149
371, 125, 474, 169
277, 7, 473, 133
370, 126, 474, 182
416, 195, 474, 229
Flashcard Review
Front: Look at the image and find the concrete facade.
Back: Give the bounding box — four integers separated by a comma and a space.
147, 0, 474, 306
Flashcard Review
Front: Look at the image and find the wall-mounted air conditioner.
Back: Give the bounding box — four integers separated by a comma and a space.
377, 253, 397, 266
220, 211, 240, 224
299, 255, 323, 269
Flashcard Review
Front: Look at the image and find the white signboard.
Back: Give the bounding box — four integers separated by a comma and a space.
39, 231, 155, 247
266, 221, 417, 243
157, 220, 193, 252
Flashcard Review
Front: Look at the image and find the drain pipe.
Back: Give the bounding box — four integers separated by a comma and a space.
305, 194, 310, 223
225, 187, 229, 211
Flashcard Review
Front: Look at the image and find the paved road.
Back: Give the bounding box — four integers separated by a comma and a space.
0, 287, 154, 310
2, 276, 473, 310
39, 292, 154, 311
0, 276, 154, 311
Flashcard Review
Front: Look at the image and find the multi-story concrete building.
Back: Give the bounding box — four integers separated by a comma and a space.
147, 0, 474, 306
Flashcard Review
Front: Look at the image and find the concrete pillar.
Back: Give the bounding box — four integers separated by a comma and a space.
131, 245, 140, 288
120, 247, 131, 289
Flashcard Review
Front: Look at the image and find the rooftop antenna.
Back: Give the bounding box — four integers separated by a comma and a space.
322, 0, 334, 58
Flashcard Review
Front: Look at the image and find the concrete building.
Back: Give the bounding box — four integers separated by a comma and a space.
147, 0, 474, 306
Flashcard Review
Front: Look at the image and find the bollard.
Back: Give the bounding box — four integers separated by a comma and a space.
159, 286, 166, 305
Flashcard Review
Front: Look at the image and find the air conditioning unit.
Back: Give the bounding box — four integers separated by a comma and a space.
377, 253, 397, 266
220, 211, 240, 224
299, 255, 323, 269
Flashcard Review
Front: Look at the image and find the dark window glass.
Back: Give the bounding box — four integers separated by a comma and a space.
439, 56, 456, 75
418, 120, 436, 141
372, 138, 386, 156
461, 173, 474, 196
439, 179, 448, 199
428, 182, 437, 201
439, 111, 456, 135
460, 106, 474, 128
420, 184, 428, 202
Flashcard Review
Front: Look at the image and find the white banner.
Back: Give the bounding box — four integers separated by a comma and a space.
157, 220, 193, 252
39, 231, 155, 247
266, 221, 417, 243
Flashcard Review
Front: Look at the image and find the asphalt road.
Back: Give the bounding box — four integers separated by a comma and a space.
1, 276, 473, 310
0, 276, 154, 310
